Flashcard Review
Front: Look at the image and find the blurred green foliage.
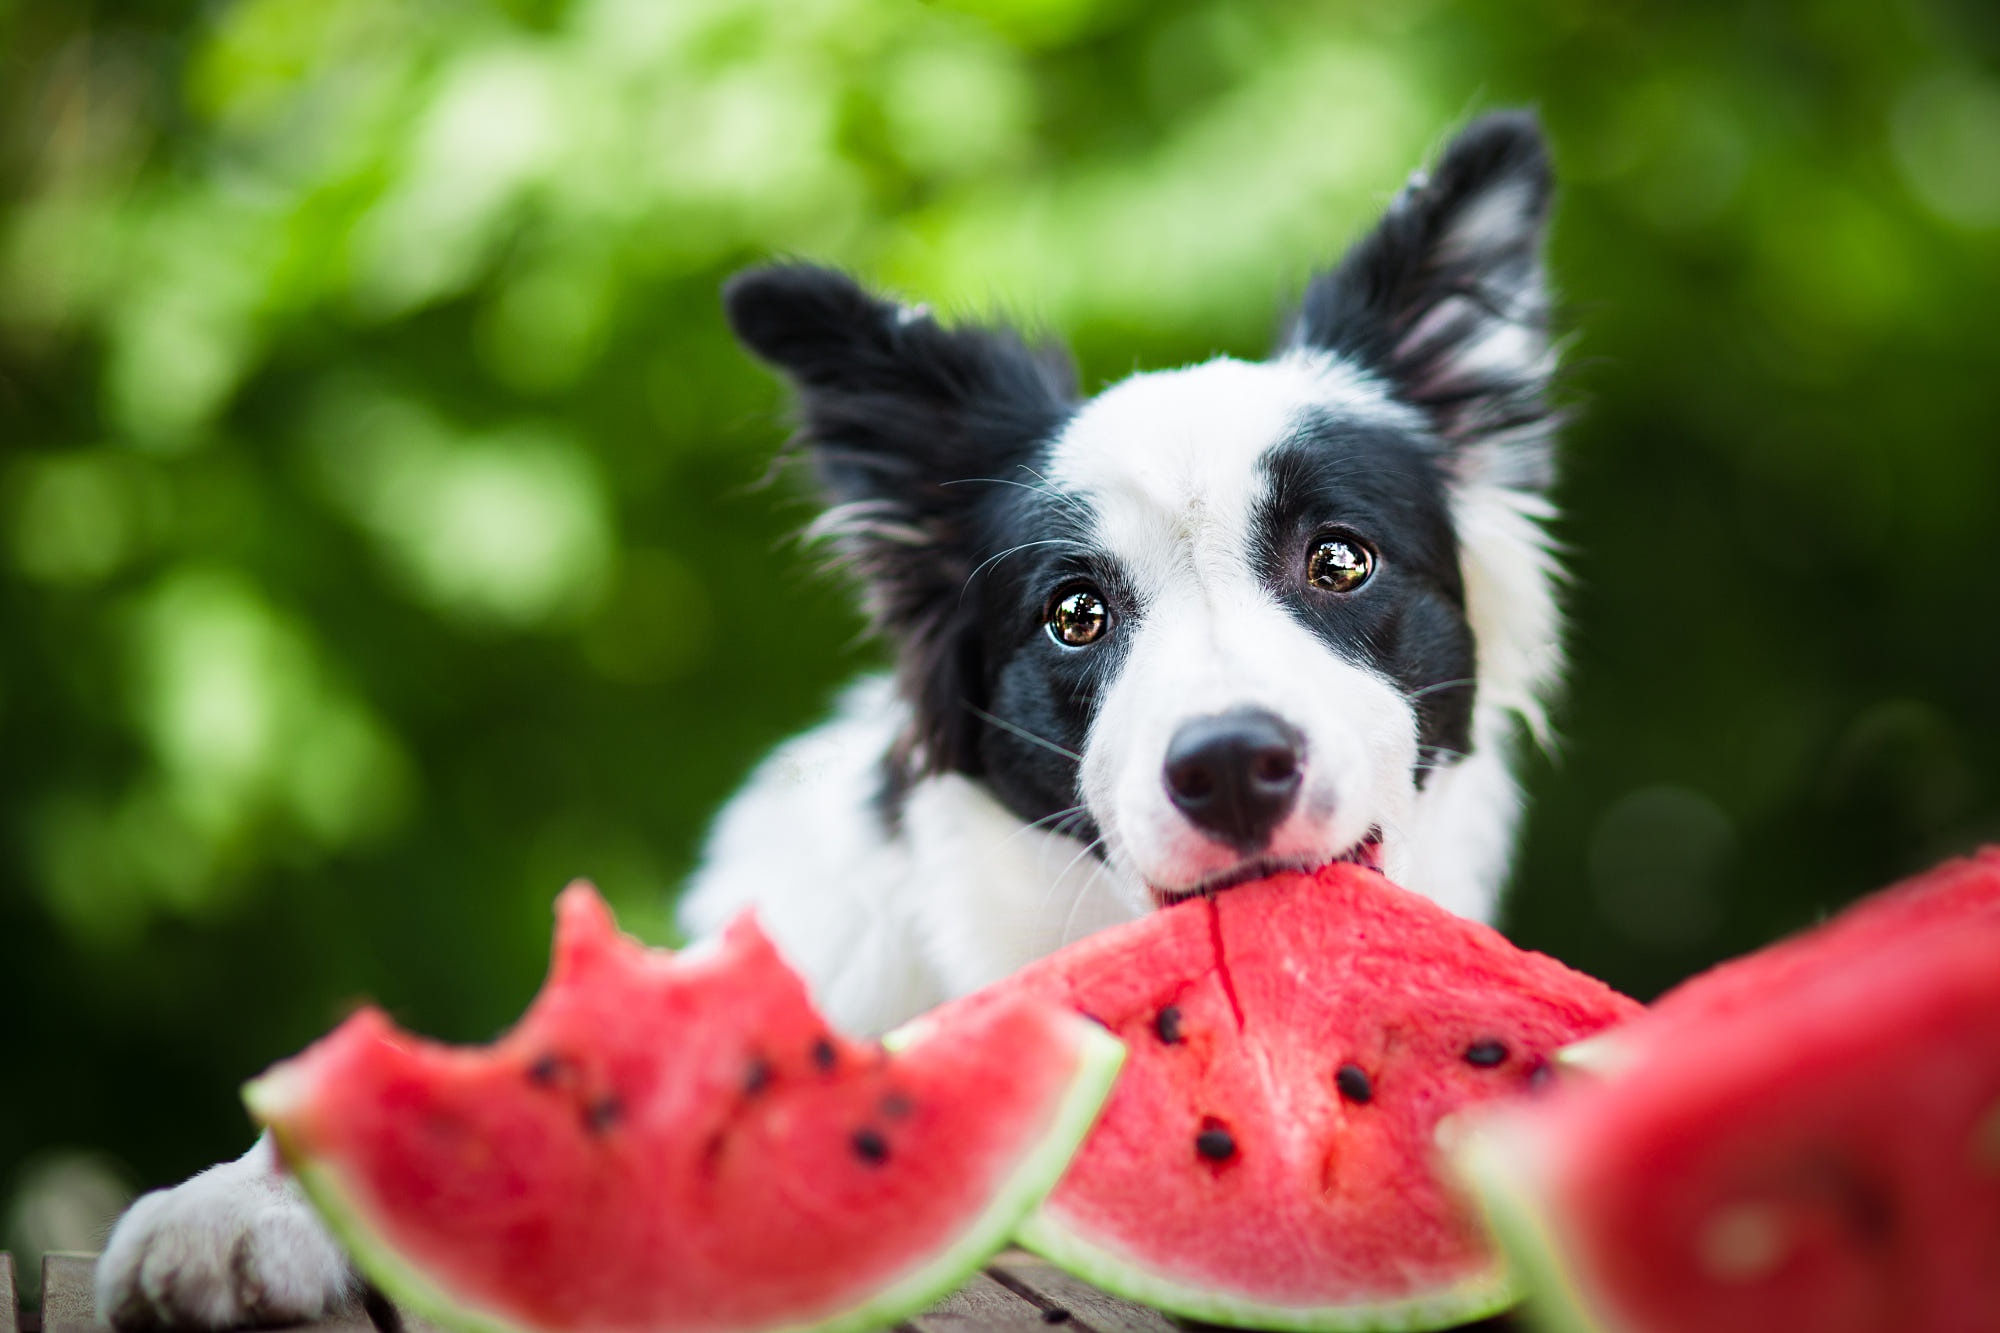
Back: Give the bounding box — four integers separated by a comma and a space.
2, 0, 1997, 1224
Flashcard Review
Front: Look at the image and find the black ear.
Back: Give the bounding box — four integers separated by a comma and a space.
1286, 110, 1558, 488
723, 263, 1077, 775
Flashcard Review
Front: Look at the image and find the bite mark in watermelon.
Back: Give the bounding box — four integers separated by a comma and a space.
964, 861, 1643, 1331
246, 883, 1124, 1333
1454, 848, 2000, 1333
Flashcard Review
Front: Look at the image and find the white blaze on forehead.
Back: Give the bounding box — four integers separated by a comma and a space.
1042, 355, 1410, 597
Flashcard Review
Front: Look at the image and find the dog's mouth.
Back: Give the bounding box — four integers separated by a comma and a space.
1150, 830, 1383, 908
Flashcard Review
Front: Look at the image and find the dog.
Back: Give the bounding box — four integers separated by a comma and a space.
95, 109, 1565, 1330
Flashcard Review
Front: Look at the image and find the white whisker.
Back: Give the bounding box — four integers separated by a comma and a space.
960, 539, 1074, 603
1056, 837, 1110, 946
965, 705, 1082, 762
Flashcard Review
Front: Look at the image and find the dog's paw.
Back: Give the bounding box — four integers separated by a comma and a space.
95, 1138, 357, 1331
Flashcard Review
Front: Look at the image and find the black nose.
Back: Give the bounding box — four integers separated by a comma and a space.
1163, 708, 1305, 852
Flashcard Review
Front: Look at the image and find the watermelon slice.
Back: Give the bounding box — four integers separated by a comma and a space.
245, 883, 1124, 1333
1561, 847, 2000, 1076
962, 861, 1643, 1331
1454, 849, 2000, 1333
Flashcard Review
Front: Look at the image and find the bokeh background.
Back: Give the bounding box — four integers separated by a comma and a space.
3, 0, 1997, 1291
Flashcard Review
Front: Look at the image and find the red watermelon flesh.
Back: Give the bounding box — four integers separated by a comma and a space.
966, 860, 1643, 1330
1455, 887, 2000, 1333
245, 883, 1123, 1333
1563, 848, 2000, 1075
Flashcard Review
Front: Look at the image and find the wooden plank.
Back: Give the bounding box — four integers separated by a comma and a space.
986, 1252, 1178, 1333
906, 1270, 1050, 1333
1, 1253, 17, 1333
40, 1254, 101, 1333
989, 1252, 1531, 1333
33, 1254, 448, 1333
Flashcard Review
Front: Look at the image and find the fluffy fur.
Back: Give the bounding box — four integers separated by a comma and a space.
96, 109, 1566, 1330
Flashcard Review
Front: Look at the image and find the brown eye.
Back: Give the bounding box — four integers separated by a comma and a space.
1047, 585, 1108, 647
1307, 536, 1374, 593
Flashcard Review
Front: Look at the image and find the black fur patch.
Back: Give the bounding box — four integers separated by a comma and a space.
1257, 109, 1562, 782
1253, 415, 1475, 784
723, 265, 1079, 786
959, 479, 1130, 843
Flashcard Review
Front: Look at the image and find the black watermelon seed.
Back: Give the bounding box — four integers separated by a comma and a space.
852, 1127, 890, 1165
1154, 1005, 1185, 1044
812, 1038, 838, 1071
1465, 1039, 1509, 1068
881, 1091, 914, 1119
743, 1056, 773, 1097
1041, 1310, 1072, 1324
584, 1095, 623, 1134
1335, 1064, 1373, 1104
1195, 1123, 1237, 1163
526, 1055, 564, 1087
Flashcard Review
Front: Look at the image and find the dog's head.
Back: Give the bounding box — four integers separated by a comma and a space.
724, 112, 1563, 916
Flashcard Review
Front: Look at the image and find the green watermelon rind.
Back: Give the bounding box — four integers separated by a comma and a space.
1551, 1032, 1635, 1080
1447, 1120, 1620, 1333
246, 1011, 1125, 1333
1014, 1206, 1519, 1333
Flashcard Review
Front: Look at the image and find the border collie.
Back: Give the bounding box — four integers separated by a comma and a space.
97, 110, 1565, 1330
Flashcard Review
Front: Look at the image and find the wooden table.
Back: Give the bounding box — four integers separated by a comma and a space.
14, 1252, 1177, 1333
11, 1253, 1519, 1333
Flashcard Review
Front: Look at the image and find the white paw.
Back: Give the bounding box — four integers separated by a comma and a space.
95, 1137, 357, 1331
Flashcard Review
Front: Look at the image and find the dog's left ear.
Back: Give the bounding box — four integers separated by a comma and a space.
724, 263, 1077, 777
1285, 110, 1558, 489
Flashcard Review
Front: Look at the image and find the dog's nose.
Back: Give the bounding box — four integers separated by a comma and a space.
1163, 708, 1305, 851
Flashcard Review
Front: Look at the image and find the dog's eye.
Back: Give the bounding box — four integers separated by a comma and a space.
1307, 536, 1374, 593
1046, 584, 1108, 647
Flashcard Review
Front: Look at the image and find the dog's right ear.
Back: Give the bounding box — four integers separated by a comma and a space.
1285, 110, 1559, 490
723, 263, 1077, 775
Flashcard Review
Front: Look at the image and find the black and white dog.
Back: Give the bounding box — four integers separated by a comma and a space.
97, 110, 1565, 1330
